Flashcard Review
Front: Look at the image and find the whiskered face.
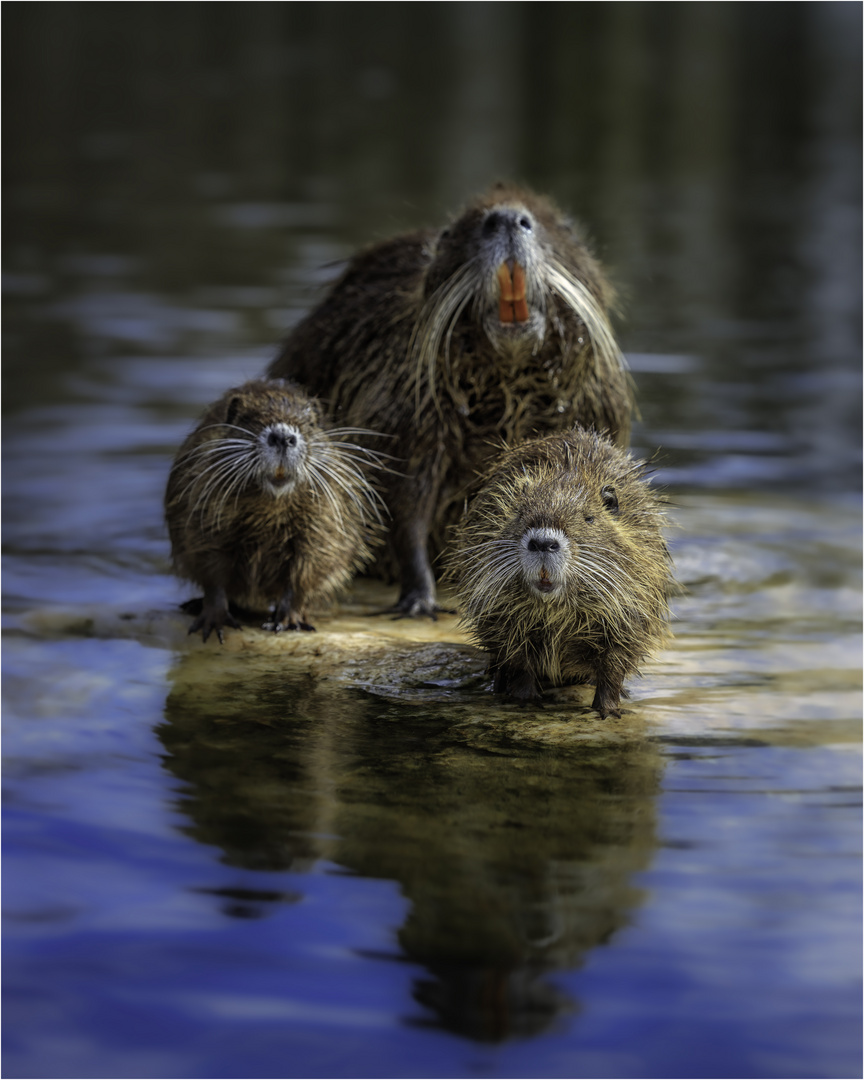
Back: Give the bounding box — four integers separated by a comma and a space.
168, 378, 386, 534
427, 200, 548, 354
519, 525, 570, 601
256, 422, 307, 497
451, 431, 670, 645
475, 204, 548, 349
491, 472, 630, 610
216, 383, 319, 499
416, 186, 621, 378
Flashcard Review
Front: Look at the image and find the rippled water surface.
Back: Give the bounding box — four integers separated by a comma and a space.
3, 6, 861, 1079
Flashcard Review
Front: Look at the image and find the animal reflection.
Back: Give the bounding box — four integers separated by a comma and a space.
160, 660, 661, 1041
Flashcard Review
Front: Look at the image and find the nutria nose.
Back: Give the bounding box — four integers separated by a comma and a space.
267, 430, 297, 449
527, 537, 560, 553
482, 208, 533, 237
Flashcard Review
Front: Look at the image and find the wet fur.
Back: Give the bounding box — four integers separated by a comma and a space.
268, 184, 633, 617
165, 379, 383, 642
446, 429, 673, 717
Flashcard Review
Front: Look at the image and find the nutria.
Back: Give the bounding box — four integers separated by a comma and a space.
268, 184, 633, 618
165, 379, 383, 643
446, 428, 672, 717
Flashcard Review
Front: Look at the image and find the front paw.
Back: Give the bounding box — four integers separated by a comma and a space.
381, 589, 454, 621
188, 608, 241, 645
591, 682, 623, 719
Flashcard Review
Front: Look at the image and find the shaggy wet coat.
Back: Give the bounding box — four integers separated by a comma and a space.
268, 184, 633, 617
165, 379, 383, 642
447, 429, 672, 717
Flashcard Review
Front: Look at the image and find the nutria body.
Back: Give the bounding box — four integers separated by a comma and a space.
268, 184, 633, 617
165, 379, 382, 642
447, 429, 672, 717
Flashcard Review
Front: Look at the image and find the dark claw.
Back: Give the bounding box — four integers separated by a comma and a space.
367, 596, 454, 621
187, 610, 241, 644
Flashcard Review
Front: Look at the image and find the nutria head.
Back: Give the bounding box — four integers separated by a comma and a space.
452, 430, 671, 630
167, 379, 385, 530
216, 381, 321, 497
418, 184, 619, 368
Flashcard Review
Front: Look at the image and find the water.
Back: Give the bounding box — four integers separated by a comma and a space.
3, 7, 861, 1078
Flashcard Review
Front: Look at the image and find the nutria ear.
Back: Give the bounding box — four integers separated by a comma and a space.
225, 396, 242, 426
601, 485, 619, 513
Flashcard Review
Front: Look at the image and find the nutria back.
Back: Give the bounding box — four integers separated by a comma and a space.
269, 184, 633, 617
165, 378, 382, 642
447, 428, 672, 716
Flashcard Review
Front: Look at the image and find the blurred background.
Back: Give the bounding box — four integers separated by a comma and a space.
4, 2, 861, 493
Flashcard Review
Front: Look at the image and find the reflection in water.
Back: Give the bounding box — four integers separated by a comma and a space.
160, 662, 661, 1041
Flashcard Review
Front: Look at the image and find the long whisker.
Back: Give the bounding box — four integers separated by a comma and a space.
546, 260, 628, 381
409, 260, 482, 419
171, 452, 254, 511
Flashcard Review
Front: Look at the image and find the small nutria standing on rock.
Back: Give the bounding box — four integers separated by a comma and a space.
165, 379, 383, 643
268, 184, 633, 618
446, 429, 672, 718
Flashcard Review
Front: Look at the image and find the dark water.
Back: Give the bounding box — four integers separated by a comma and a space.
3, 6, 861, 1079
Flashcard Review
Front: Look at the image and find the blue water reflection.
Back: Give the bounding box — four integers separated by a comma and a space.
3, 4, 861, 1078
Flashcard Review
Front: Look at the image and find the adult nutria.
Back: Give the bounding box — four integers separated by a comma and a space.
446, 429, 672, 717
268, 184, 633, 618
165, 379, 383, 643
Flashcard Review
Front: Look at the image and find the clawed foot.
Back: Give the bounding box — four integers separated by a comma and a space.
187, 608, 241, 645
369, 590, 455, 621
590, 682, 623, 719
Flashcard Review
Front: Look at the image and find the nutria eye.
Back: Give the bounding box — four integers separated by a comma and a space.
584, 515, 595, 524
225, 397, 241, 426
601, 485, 619, 513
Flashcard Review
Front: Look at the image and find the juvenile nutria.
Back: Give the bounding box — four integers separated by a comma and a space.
446, 429, 672, 717
165, 379, 383, 643
268, 184, 633, 617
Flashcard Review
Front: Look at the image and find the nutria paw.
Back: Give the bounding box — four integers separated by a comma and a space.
591, 681, 623, 720
188, 607, 241, 645
379, 590, 456, 620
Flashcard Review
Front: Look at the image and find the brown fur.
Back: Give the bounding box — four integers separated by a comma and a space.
446, 429, 672, 717
268, 184, 633, 617
165, 379, 382, 642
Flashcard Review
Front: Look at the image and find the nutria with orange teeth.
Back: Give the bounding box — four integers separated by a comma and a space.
268, 184, 633, 618
165, 379, 383, 643
446, 428, 672, 717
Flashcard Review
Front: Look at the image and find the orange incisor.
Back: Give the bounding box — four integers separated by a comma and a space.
496, 261, 529, 323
